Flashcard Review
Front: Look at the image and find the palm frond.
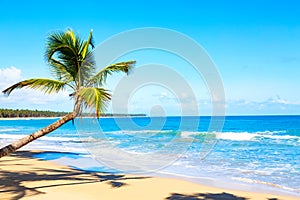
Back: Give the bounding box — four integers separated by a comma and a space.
2, 78, 68, 95
45, 30, 80, 80
88, 60, 136, 86
80, 30, 94, 60
45, 29, 96, 85
45, 32, 78, 61
49, 58, 74, 82
78, 87, 111, 117
65, 29, 77, 47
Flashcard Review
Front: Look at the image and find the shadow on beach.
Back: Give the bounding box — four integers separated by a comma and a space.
0, 151, 282, 200
0, 151, 149, 200
165, 192, 249, 200
165, 193, 282, 200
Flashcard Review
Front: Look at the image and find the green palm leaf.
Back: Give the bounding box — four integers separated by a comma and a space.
46, 29, 96, 87
78, 87, 111, 117
2, 78, 67, 95
89, 60, 136, 86
45, 30, 80, 80
80, 30, 94, 60
49, 58, 74, 82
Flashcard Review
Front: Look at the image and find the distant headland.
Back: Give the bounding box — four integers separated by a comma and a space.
0, 108, 146, 118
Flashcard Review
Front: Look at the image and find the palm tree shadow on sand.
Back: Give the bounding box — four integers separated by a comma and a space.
165, 192, 249, 200
0, 151, 150, 200
165, 193, 281, 200
1, 151, 282, 200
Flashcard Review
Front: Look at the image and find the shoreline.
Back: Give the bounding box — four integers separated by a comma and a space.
2, 114, 300, 121
1, 150, 299, 200
155, 171, 300, 198
0, 116, 146, 120
27, 150, 300, 197
0, 117, 61, 120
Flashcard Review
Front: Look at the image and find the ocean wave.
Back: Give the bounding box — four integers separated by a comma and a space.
181, 131, 204, 138
1, 130, 298, 144
232, 177, 300, 193
0, 128, 19, 132
218, 132, 256, 141
263, 135, 299, 139
0, 133, 81, 142
216, 131, 299, 142
107, 130, 174, 135
102, 130, 299, 142
80, 136, 99, 142
180, 130, 300, 142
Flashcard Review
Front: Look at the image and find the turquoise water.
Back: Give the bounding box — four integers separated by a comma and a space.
0, 116, 299, 195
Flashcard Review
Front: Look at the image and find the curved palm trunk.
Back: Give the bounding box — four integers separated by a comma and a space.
0, 112, 77, 158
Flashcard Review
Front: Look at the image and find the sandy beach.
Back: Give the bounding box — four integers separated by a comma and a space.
0, 151, 298, 200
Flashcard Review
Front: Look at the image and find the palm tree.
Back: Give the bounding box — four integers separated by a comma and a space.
0, 29, 135, 158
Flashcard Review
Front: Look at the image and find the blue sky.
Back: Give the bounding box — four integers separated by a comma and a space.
0, 0, 300, 115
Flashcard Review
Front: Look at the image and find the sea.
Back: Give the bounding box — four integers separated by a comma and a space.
0, 115, 299, 196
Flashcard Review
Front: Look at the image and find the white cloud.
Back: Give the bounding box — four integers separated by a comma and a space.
226, 97, 300, 115
267, 95, 300, 106
0, 66, 22, 90
0, 66, 72, 111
